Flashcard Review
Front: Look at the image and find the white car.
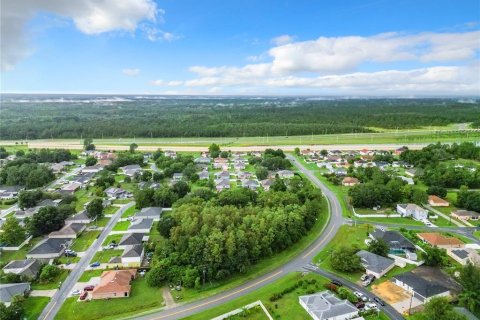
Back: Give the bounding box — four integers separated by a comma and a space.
366, 302, 378, 310
71, 289, 81, 295
353, 291, 363, 298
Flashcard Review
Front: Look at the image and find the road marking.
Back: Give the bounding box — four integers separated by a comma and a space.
302, 222, 336, 259
151, 270, 284, 319
41, 301, 57, 320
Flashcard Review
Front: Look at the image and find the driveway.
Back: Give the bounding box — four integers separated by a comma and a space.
30, 290, 58, 297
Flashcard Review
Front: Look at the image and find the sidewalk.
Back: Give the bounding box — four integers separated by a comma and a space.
424, 205, 467, 227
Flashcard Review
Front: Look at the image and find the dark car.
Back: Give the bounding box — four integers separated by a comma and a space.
79, 291, 88, 301
83, 285, 95, 291
331, 280, 343, 287
65, 252, 77, 257
373, 297, 385, 306
90, 261, 100, 268
355, 302, 365, 309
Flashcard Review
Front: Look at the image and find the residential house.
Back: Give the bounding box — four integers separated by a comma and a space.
105, 187, 130, 199
394, 147, 408, 156
215, 179, 230, 192
397, 176, 414, 185
417, 233, 464, 249
451, 210, 480, 221
396, 204, 428, 220
0, 185, 22, 199
138, 181, 161, 190
194, 156, 211, 165
172, 173, 184, 182
91, 269, 136, 300
277, 170, 294, 179
448, 248, 480, 266
237, 171, 253, 180
261, 179, 274, 191
135, 207, 162, 221
50, 163, 65, 173
393, 269, 452, 303
117, 233, 148, 249
82, 165, 103, 174
26, 238, 70, 259
164, 151, 177, 158
59, 181, 83, 194
128, 218, 154, 233
405, 169, 417, 177
369, 229, 417, 256
428, 196, 450, 207
198, 171, 209, 180
215, 171, 230, 180
120, 244, 144, 266
356, 250, 396, 279
341, 177, 359, 186
332, 168, 347, 176
0, 283, 31, 306
233, 162, 246, 171
2, 260, 42, 279
121, 164, 142, 177
299, 290, 359, 320
213, 157, 229, 170
65, 210, 91, 224
242, 179, 259, 190
49, 223, 86, 239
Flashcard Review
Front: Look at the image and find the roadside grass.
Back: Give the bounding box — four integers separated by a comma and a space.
104, 205, 119, 215
165, 200, 329, 304
474, 231, 480, 240
91, 249, 123, 263
180, 272, 327, 320
430, 214, 457, 227
354, 216, 425, 226
0, 237, 42, 261
88, 216, 110, 227
23, 297, 50, 320
57, 256, 81, 264
121, 206, 136, 218
113, 199, 131, 204
113, 221, 130, 231
31, 269, 70, 290
102, 234, 123, 246
78, 269, 104, 282
55, 277, 164, 320
70, 231, 101, 252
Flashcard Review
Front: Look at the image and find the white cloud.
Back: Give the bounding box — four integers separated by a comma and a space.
271, 34, 295, 45
122, 68, 140, 76
150, 79, 165, 86
141, 25, 180, 42
1, 0, 162, 71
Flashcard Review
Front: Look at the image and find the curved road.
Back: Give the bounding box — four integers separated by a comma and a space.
134, 155, 403, 320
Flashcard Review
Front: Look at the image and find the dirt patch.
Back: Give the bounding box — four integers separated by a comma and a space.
372, 281, 410, 304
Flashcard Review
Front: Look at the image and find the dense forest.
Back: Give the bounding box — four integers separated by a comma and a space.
1, 95, 479, 139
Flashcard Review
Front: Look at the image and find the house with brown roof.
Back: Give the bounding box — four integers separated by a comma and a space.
417, 232, 464, 249
428, 195, 450, 207
342, 177, 359, 186
451, 210, 480, 221
91, 269, 137, 300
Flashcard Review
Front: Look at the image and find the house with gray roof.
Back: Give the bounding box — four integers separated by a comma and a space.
393, 270, 451, 303
2, 260, 41, 279
0, 185, 22, 200
214, 171, 230, 180
356, 250, 396, 278
49, 223, 86, 239
121, 244, 144, 265
128, 218, 153, 233
135, 207, 162, 221
172, 173, 184, 182
277, 170, 294, 179
26, 238, 70, 259
65, 210, 91, 224
369, 228, 416, 253
299, 290, 358, 320
0, 283, 31, 306
397, 203, 428, 220
198, 171, 210, 180
215, 179, 230, 192
242, 179, 259, 190
105, 187, 131, 199
194, 156, 211, 164
118, 233, 148, 249
120, 164, 142, 177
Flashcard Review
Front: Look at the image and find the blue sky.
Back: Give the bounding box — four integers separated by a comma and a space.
1, 0, 479, 95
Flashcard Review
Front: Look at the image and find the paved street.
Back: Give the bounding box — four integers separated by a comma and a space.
38, 201, 135, 320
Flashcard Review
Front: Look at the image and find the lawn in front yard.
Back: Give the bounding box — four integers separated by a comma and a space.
354, 216, 424, 226
112, 221, 130, 231
23, 297, 50, 320
104, 205, 119, 215
474, 231, 480, 239
31, 269, 70, 290
78, 269, 104, 282
121, 205, 136, 218
88, 216, 110, 227
55, 277, 164, 320
74, 189, 91, 211
70, 231, 101, 252
91, 249, 123, 263
102, 234, 123, 246
112, 199, 131, 204
0, 236, 42, 262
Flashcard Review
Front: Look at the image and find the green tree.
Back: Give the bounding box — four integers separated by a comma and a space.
271, 178, 287, 192
157, 216, 176, 238
18, 190, 43, 209
411, 189, 428, 204
0, 296, 25, 320
457, 263, 480, 314
146, 266, 167, 287
367, 239, 389, 257
255, 167, 268, 180
39, 264, 61, 283
129, 143, 138, 153
27, 206, 67, 236
427, 186, 447, 198
331, 246, 362, 272
422, 246, 447, 267
209, 143, 221, 158
83, 138, 95, 151
419, 297, 467, 320
85, 157, 97, 166
141, 170, 152, 182
86, 198, 104, 220
294, 147, 300, 155
0, 217, 26, 246
172, 181, 190, 198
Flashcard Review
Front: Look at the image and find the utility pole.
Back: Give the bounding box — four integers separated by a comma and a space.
203, 267, 206, 287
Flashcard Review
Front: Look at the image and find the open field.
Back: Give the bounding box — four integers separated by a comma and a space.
1, 128, 479, 151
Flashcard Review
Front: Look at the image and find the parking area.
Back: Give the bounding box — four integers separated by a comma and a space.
69, 277, 101, 297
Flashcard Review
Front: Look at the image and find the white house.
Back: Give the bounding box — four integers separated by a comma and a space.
299, 291, 358, 320
396, 204, 428, 220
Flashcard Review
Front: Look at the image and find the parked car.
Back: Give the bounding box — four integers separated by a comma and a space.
373, 297, 385, 306
331, 280, 343, 287
90, 262, 100, 268
365, 302, 378, 311
84, 285, 95, 291
127, 216, 134, 221
353, 291, 363, 298
360, 274, 369, 281
65, 251, 77, 257
79, 291, 88, 301
355, 302, 365, 309
71, 289, 81, 295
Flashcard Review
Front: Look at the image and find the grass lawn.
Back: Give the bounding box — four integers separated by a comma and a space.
115, 174, 126, 183
104, 205, 119, 215
430, 214, 457, 227
74, 189, 91, 211
23, 297, 50, 320
70, 231, 101, 252
113, 221, 130, 231
474, 231, 480, 240
31, 269, 70, 290
181, 272, 328, 320
102, 234, 123, 246
78, 269, 104, 282
355, 216, 424, 226
0, 237, 42, 262
222, 305, 270, 320
112, 199, 131, 204
91, 249, 123, 263
55, 278, 164, 320
57, 256, 81, 264
88, 216, 110, 227
121, 205, 136, 218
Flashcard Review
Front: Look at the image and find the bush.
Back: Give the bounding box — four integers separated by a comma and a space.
39, 265, 61, 283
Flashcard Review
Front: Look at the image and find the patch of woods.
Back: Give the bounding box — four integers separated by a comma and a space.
1, 98, 479, 139
145, 177, 324, 289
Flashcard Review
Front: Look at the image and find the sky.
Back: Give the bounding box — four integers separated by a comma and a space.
1, 0, 480, 96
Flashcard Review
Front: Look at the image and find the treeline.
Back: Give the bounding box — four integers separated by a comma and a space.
146, 177, 324, 288
1, 98, 479, 139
